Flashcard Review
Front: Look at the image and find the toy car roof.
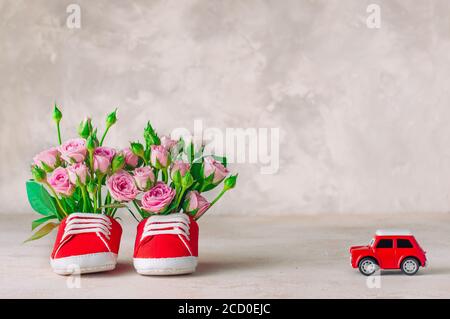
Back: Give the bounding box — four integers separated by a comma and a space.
375, 229, 413, 236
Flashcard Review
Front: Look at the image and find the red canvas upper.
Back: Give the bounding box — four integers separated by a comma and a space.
51, 213, 122, 259
134, 213, 198, 259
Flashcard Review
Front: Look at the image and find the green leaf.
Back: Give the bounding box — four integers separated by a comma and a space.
31, 215, 57, 231
72, 188, 82, 202
75, 199, 84, 212
200, 174, 218, 192
201, 183, 219, 192
26, 180, 58, 217
64, 197, 76, 213
24, 222, 59, 243
190, 162, 203, 181
60, 198, 72, 214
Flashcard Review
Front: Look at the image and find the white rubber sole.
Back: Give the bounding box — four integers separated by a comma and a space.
50, 252, 118, 275
133, 256, 198, 275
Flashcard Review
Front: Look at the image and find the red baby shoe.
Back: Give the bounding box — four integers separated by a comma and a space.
133, 212, 198, 275
50, 213, 122, 275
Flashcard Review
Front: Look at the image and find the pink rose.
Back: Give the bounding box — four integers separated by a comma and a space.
133, 166, 155, 191
203, 156, 229, 184
170, 160, 190, 178
150, 145, 169, 168
107, 171, 139, 202
141, 182, 176, 213
185, 191, 210, 219
94, 147, 116, 174
59, 138, 87, 163
33, 148, 60, 170
67, 162, 88, 185
123, 148, 139, 168
48, 167, 74, 196
160, 135, 178, 150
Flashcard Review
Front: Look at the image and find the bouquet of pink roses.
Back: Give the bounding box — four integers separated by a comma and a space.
26, 106, 237, 243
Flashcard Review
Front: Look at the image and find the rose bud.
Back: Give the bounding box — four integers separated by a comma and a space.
141, 182, 176, 213
133, 166, 155, 191
123, 147, 139, 168
203, 156, 229, 184
67, 162, 88, 185
33, 148, 60, 172
184, 191, 210, 219
150, 145, 170, 169
86, 135, 96, 152
94, 147, 116, 174
223, 174, 238, 191
106, 109, 118, 128
107, 171, 139, 202
31, 165, 47, 183
172, 170, 182, 186
111, 153, 126, 173
131, 142, 145, 159
160, 135, 178, 150
78, 117, 92, 139
52, 104, 62, 123
87, 180, 97, 194
59, 138, 87, 163
48, 167, 74, 196
170, 160, 190, 179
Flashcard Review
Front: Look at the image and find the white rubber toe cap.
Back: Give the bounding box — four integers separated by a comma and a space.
133, 256, 198, 275
51, 252, 118, 275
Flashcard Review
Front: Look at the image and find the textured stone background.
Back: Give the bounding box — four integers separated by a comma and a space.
1, 0, 450, 215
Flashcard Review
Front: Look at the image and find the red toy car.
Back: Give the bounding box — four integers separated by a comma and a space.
350, 230, 427, 276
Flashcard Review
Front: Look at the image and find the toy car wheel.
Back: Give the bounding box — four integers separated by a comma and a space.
401, 257, 420, 275
358, 257, 378, 276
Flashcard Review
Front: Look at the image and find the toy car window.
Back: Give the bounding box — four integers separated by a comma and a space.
376, 239, 393, 248
397, 239, 413, 248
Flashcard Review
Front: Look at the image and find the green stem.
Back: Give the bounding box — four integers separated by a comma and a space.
45, 182, 68, 218
100, 126, 110, 146
162, 169, 168, 183
88, 151, 94, 176
97, 175, 103, 213
209, 189, 227, 208
81, 185, 88, 213
92, 186, 98, 213
56, 123, 62, 145
105, 200, 120, 217
175, 186, 187, 212
104, 192, 111, 215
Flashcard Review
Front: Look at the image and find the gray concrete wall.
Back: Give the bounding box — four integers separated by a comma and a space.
1, 0, 450, 215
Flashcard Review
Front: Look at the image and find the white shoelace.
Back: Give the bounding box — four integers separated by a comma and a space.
140, 213, 192, 256
54, 213, 112, 257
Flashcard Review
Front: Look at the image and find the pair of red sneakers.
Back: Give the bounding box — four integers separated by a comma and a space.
50, 212, 198, 275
